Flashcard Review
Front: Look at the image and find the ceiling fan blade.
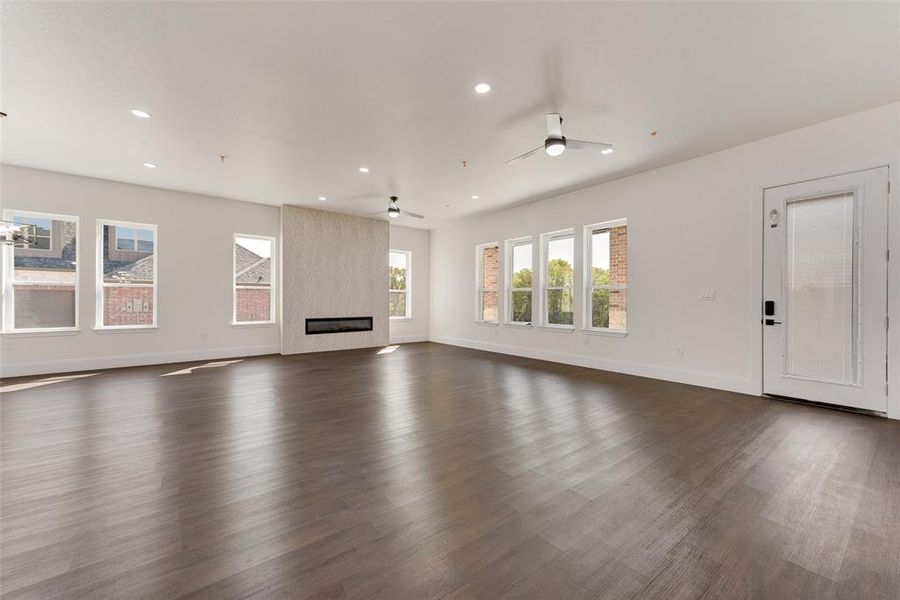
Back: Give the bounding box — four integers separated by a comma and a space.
567, 139, 614, 151
546, 113, 563, 138
505, 145, 543, 165
402, 210, 425, 219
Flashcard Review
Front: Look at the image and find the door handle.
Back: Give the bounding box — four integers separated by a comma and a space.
764, 319, 782, 326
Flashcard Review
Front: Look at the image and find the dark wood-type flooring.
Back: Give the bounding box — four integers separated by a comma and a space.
1, 342, 898, 599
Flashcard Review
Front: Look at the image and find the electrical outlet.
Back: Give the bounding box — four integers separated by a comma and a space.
675, 345, 684, 358
125, 301, 133, 312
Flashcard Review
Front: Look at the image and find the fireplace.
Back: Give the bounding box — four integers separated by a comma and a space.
305, 316, 374, 335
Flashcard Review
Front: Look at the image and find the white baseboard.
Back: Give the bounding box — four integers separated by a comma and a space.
429, 335, 756, 396
389, 334, 429, 344
1, 345, 280, 378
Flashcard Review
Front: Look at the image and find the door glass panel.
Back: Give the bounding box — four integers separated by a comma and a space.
784, 192, 857, 384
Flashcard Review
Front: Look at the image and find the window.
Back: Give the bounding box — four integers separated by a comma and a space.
542, 230, 575, 326
389, 250, 411, 319
586, 219, 627, 331
234, 234, 275, 324
506, 238, 533, 324
115, 227, 154, 253
476, 242, 500, 322
97, 220, 157, 328
2, 211, 79, 332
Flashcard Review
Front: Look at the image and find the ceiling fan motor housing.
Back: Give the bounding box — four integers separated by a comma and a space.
545, 136, 567, 156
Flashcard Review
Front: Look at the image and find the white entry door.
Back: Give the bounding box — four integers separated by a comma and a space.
763, 168, 889, 412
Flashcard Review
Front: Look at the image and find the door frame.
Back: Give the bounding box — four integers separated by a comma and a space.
757, 165, 891, 415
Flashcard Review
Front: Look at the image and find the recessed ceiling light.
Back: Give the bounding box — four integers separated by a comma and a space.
474, 82, 491, 94
601, 148, 614, 155
471, 195, 479, 200
317, 196, 327, 201
130, 109, 151, 119
143, 162, 157, 169
358, 166, 370, 174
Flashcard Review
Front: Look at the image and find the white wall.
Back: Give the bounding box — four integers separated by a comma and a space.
389, 224, 430, 343
429, 102, 900, 419
0, 166, 281, 376
281, 206, 389, 354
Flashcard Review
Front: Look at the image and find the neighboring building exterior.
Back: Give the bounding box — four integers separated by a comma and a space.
234, 244, 272, 322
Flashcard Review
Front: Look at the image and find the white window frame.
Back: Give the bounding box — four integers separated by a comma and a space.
505, 236, 533, 326
389, 249, 412, 320
540, 228, 576, 330
96, 219, 158, 330
475, 241, 500, 323
233, 233, 277, 326
584, 218, 628, 335
1, 210, 80, 334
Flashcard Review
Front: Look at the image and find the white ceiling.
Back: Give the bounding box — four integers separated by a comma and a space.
2, 2, 898, 228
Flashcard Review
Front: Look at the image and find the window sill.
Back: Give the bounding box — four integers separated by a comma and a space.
1, 328, 80, 338
93, 326, 159, 334
583, 328, 628, 338
475, 320, 500, 327
390, 317, 413, 321
539, 325, 575, 332
504, 322, 533, 328
231, 321, 277, 328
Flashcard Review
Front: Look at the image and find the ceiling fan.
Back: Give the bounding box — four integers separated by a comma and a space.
374, 196, 424, 220
506, 113, 614, 164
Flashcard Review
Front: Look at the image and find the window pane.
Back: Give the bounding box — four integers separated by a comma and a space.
547, 235, 574, 288
511, 242, 532, 288
609, 226, 627, 285
102, 222, 156, 326
591, 289, 609, 328
115, 227, 134, 250
136, 239, 154, 252
234, 236, 273, 323
103, 287, 154, 327
9, 215, 77, 329
546, 288, 573, 325
481, 245, 499, 292
591, 289, 627, 330
511, 290, 532, 323
389, 290, 407, 317
481, 291, 498, 322
14, 286, 76, 328
235, 287, 271, 322
784, 194, 857, 383
389, 252, 407, 291
591, 231, 610, 285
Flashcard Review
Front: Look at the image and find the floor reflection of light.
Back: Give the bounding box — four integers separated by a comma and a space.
159, 359, 243, 377
0, 372, 99, 393
377, 345, 400, 355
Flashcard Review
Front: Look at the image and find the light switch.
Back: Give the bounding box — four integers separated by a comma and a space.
697, 289, 717, 302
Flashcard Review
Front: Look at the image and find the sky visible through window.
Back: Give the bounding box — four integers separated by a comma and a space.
237, 237, 272, 258
512, 243, 531, 273
592, 231, 610, 270
548, 236, 574, 265
389, 252, 407, 269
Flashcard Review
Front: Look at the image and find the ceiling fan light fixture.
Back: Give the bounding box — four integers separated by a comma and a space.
388, 206, 400, 218
545, 137, 566, 157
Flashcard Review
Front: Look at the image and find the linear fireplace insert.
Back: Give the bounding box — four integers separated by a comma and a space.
305, 316, 374, 335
